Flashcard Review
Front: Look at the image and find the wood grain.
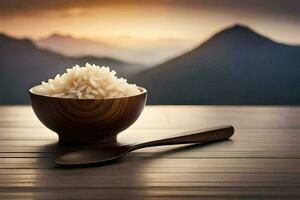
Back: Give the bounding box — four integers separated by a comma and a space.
0, 106, 300, 199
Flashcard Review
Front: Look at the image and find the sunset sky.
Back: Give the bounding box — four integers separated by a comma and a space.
1, 0, 300, 47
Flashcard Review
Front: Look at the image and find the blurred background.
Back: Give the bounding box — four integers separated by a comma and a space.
0, 0, 299, 105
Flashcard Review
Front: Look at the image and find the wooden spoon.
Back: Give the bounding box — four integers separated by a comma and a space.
55, 125, 234, 167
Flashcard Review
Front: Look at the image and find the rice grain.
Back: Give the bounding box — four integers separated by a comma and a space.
32, 63, 140, 99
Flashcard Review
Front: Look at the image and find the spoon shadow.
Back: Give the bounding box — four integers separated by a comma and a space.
53, 139, 233, 168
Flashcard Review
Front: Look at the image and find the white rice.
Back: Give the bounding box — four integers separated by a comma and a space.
32, 63, 141, 99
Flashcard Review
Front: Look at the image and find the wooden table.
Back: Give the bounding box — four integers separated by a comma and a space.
0, 106, 300, 199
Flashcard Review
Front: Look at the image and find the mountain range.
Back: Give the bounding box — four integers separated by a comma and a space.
35, 34, 194, 66
35, 34, 121, 60
133, 24, 300, 105
1, 24, 300, 105
0, 33, 143, 104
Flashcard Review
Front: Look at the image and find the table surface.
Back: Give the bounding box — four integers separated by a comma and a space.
0, 105, 300, 199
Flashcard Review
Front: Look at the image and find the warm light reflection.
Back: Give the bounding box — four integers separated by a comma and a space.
0, 2, 300, 46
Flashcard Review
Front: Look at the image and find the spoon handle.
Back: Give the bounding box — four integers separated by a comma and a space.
130, 125, 234, 151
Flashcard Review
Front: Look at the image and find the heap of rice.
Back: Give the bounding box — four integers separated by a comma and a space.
32, 63, 141, 99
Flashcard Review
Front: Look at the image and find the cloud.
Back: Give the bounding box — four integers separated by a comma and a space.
1, 0, 300, 20
0, 0, 109, 16
201, 0, 300, 21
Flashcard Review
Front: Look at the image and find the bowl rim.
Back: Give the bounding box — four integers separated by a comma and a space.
29, 85, 147, 100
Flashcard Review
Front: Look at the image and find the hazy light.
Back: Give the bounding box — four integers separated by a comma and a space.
0, 2, 299, 46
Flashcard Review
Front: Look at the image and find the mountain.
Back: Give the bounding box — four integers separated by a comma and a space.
0, 33, 143, 104
133, 24, 300, 105
35, 34, 121, 58
35, 34, 195, 66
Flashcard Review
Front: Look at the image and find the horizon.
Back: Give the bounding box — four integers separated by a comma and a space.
3, 23, 300, 46
1, 0, 300, 46
1, 23, 299, 66
2, 0, 300, 65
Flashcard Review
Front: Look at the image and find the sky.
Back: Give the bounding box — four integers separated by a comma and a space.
0, 0, 300, 46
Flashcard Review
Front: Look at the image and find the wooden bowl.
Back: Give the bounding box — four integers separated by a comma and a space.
29, 86, 147, 145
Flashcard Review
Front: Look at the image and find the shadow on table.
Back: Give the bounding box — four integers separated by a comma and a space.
29, 139, 233, 198
40, 138, 235, 157
38, 139, 234, 167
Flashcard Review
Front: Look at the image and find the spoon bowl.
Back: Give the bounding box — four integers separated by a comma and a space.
56, 145, 131, 166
